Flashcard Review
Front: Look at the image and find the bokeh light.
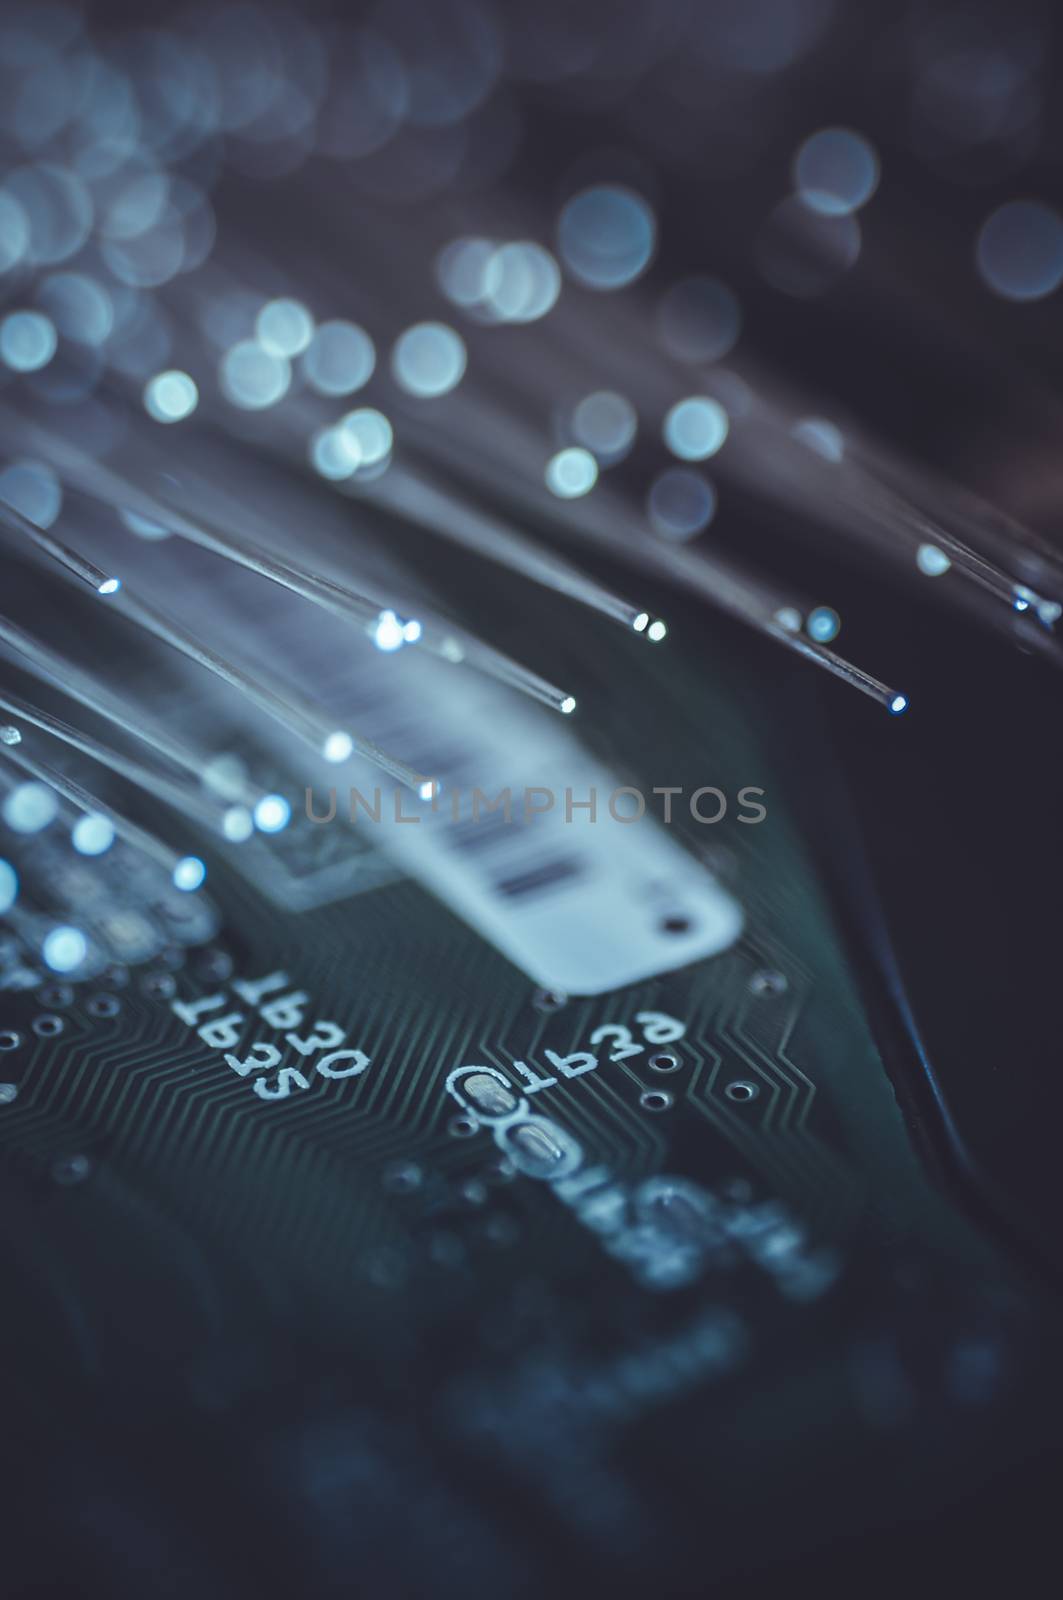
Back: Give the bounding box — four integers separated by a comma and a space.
3, 780, 58, 833
658, 277, 742, 364
38, 272, 113, 346
0, 859, 16, 915
303, 320, 375, 396
391, 321, 467, 397
545, 446, 598, 498
557, 185, 656, 290
5, 162, 92, 264
757, 197, 861, 297
43, 925, 88, 972
664, 396, 729, 461
256, 298, 315, 357
794, 128, 879, 215
220, 340, 291, 409
437, 236, 499, 309
144, 368, 198, 423
310, 426, 361, 481
0, 309, 57, 371
72, 814, 116, 855
339, 408, 393, 467
572, 391, 637, 464
648, 469, 717, 539
0, 190, 30, 273
483, 243, 561, 322
0, 459, 62, 528
173, 855, 207, 890
977, 200, 1063, 301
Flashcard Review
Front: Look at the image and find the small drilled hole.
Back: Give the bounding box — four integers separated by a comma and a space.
198, 949, 233, 983
749, 969, 787, 997
51, 1153, 91, 1186
660, 915, 693, 935
532, 987, 567, 1012
448, 1114, 478, 1138
87, 994, 121, 1018
640, 1089, 673, 1112
0, 1031, 20, 1051
382, 1162, 422, 1194
142, 972, 176, 1000
483, 1214, 519, 1246
38, 984, 73, 1009
649, 1051, 681, 1073
725, 1080, 759, 1103
33, 1014, 64, 1038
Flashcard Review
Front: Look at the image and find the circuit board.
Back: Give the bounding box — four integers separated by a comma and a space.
2, 569, 1060, 1597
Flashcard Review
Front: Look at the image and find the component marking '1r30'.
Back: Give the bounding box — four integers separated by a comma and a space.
171, 969, 370, 1100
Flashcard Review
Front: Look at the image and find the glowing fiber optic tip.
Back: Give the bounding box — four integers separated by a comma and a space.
97, 576, 121, 595
1013, 596, 1030, 612
222, 806, 254, 843
889, 694, 909, 715
560, 696, 577, 714
418, 779, 438, 801
402, 620, 423, 644
254, 794, 291, 834
372, 609, 405, 652
72, 814, 115, 856
173, 856, 207, 892
916, 545, 950, 577
807, 606, 841, 643
633, 612, 650, 632
43, 926, 88, 972
647, 620, 668, 642
323, 732, 354, 763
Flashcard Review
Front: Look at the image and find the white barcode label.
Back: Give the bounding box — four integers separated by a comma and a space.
316, 649, 743, 995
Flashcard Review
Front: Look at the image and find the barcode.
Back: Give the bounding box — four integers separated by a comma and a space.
493, 855, 585, 900
340, 657, 597, 910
